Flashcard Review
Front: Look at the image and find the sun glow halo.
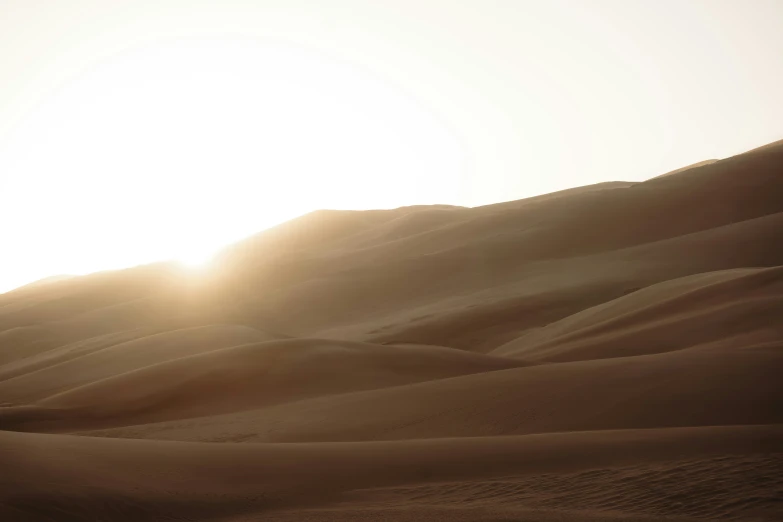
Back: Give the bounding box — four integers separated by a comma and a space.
0, 38, 464, 292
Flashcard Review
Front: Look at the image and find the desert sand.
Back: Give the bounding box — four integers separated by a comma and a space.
1, 140, 782, 521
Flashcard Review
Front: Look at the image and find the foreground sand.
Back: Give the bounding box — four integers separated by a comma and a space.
1, 140, 782, 520
2, 426, 782, 521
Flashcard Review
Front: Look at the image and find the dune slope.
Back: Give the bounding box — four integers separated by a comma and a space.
0, 339, 525, 432
85, 338, 782, 443
2, 425, 782, 521
0, 324, 275, 404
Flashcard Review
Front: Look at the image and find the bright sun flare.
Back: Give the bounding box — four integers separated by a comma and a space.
176, 251, 215, 270
0, 38, 463, 292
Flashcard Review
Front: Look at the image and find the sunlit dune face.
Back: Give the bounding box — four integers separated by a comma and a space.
0, 38, 464, 292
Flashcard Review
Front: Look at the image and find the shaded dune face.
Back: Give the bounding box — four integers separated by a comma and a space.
0, 140, 782, 521
84, 340, 781, 444
493, 265, 783, 361
0, 324, 277, 404
0, 339, 526, 432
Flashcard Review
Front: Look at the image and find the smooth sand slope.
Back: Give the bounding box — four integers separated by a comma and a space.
86, 338, 781, 443
0, 327, 161, 382
216, 141, 783, 338
1, 139, 782, 521
0, 339, 525, 432
494, 265, 783, 360
0, 324, 276, 404
2, 425, 781, 521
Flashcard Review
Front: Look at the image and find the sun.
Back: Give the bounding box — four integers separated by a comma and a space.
0, 37, 463, 292
176, 250, 215, 270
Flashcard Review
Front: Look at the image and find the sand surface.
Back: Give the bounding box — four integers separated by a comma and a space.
1, 140, 782, 520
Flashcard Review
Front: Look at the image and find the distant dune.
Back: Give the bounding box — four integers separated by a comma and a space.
651, 159, 719, 179
1, 139, 782, 521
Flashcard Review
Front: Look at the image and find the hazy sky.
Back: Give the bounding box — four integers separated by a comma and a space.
1, 0, 782, 292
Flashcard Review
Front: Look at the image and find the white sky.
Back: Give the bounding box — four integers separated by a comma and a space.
1, 0, 782, 292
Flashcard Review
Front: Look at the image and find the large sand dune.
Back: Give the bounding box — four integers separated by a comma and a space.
0, 339, 525, 432
494, 265, 783, 360
1, 140, 782, 520
85, 338, 781, 443
0, 324, 276, 404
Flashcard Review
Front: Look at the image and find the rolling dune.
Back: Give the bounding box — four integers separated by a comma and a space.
0, 339, 525, 432
494, 265, 783, 360
0, 325, 275, 403
85, 339, 782, 443
1, 140, 782, 520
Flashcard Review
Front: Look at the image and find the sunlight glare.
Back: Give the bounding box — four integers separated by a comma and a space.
0, 38, 464, 292
176, 251, 215, 270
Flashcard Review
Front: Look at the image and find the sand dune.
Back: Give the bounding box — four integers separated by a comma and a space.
1, 140, 782, 520
0, 325, 62, 366
652, 159, 719, 178
0, 324, 274, 403
0, 339, 524, 432
0, 327, 160, 382
494, 265, 783, 360
0, 263, 179, 331
301, 453, 783, 522
229, 144, 783, 340
2, 425, 781, 521
351, 211, 783, 351
85, 338, 782, 443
